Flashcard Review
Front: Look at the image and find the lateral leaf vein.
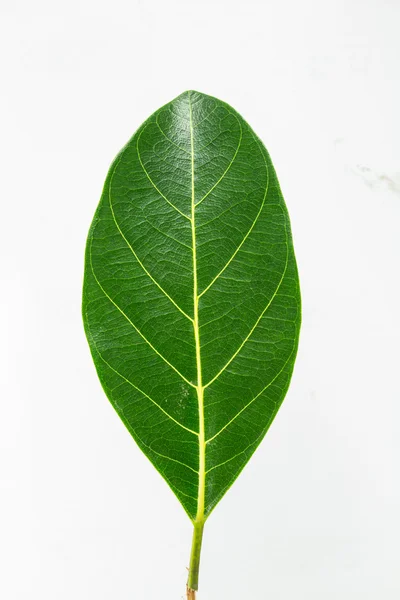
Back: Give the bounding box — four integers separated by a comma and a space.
137, 124, 192, 220
89, 241, 196, 389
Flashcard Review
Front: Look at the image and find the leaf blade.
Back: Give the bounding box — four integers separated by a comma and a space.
83, 90, 301, 521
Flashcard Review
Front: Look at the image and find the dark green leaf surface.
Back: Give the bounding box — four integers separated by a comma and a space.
82, 91, 301, 522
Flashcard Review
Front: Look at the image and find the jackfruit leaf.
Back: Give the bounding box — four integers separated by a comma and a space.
82, 90, 301, 524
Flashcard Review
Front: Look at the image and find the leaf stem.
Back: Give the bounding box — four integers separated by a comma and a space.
187, 520, 205, 595
186, 586, 196, 600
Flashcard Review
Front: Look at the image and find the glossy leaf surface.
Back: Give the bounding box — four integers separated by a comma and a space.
82, 91, 301, 521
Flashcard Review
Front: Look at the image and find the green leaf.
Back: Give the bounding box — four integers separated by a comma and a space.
82, 89, 301, 567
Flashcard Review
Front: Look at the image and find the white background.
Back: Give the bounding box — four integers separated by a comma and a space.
1, 1, 399, 598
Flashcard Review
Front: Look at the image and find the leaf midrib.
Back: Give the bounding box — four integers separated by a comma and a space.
188, 91, 206, 526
